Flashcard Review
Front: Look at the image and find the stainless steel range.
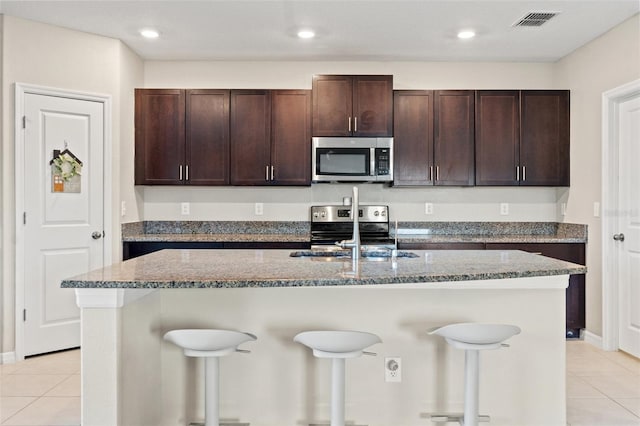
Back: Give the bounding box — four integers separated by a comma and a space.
310, 205, 395, 250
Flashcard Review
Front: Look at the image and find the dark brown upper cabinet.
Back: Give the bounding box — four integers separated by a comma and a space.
312, 75, 393, 137
520, 90, 570, 186
186, 90, 230, 185
476, 90, 570, 186
135, 89, 185, 185
393, 90, 434, 185
475, 91, 520, 186
393, 90, 474, 186
135, 89, 230, 185
230, 90, 311, 186
435, 90, 475, 186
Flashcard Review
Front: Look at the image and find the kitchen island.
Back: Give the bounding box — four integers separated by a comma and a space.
63, 249, 585, 426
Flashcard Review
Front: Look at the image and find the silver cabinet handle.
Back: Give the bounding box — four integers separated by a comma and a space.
91, 231, 103, 240
265, 165, 269, 181
354, 117, 358, 132
429, 166, 433, 181
517, 166, 520, 181
348, 116, 352, 132
523, 166, 526, 181
179, 165, 183, 181
613, 233, 625, 241
270, 165, 274, 181
436, 166, 440, 181
185, 165, 189, 181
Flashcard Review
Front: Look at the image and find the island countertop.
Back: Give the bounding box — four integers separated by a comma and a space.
62, 249, 586, 289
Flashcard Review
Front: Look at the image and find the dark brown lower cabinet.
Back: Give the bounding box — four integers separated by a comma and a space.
485, 243, 585, 337
398, 242, 485, 250
398, 241, 586, 337
122, 241, 311, 260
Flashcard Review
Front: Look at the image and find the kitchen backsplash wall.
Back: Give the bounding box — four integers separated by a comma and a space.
140, 185, 560, 222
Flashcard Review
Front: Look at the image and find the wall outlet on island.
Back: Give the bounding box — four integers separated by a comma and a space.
255, 203, 264, 216
385, 357, 402, 382
181, 202, 190, 215
500, 203, 509, 215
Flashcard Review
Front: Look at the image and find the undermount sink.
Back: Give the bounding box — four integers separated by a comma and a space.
290, 250, 419, 259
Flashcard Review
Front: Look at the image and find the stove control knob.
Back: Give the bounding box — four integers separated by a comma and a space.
374, 211, 380, 216
381, 210, 386, 216
321, 211, 326, 218
313, 212, 319, 219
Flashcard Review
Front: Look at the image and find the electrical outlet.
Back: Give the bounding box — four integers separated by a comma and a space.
385, 357, 401, 382
181, 202, 190, 215
255, 203, 264, 216
561, 203, 567, 216
121, 201, 126, 217
593, 202, 600, 218
500, 203, 509, 215
425, 202, 433, 215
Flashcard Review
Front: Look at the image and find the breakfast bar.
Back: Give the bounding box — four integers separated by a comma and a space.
62, 249, 586, 426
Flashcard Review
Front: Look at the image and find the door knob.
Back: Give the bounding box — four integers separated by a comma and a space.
613, 233, 625, 241
92, 231, 103, 240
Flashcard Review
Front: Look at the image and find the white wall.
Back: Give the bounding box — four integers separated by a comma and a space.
554, 14, 640, 336
0, 16, 144, 355
143, 60, 561, 222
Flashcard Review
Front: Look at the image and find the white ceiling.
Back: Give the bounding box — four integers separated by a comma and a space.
1, 0, 638, 62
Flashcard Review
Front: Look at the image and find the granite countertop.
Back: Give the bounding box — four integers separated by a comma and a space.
122, 221, 587, 244
61, 249, 587, 289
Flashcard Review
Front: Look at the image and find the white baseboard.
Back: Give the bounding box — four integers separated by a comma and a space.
583, 330, 604, 349
1, 351, 16, 364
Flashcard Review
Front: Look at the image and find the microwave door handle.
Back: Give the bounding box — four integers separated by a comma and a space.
370, 148, 376, 176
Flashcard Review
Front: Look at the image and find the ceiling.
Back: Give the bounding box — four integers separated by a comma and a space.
1, 0, 638, 62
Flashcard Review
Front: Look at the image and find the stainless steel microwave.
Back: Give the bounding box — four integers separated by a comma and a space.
312, 137, 394, 182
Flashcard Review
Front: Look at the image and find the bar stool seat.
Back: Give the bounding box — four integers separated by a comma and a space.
164, 329, 256, 426
429, 323, 521, 426
294, 330, 381, 426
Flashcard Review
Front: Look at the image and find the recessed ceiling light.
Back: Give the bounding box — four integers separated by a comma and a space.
297, 30, 315, 39
457, 30, 476, 39
140, 29, 160, 39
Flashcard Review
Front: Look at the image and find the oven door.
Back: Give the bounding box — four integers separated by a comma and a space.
312, 147, 373, 181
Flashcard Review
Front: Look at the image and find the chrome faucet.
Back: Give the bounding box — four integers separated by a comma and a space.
337, 186, 361, 260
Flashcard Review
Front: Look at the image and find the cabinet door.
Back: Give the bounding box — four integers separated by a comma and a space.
186, 90, 230, 185
312, 75, 352, 136
434, 90, 475, 186
392, 90, 434, 185
271, 90, 311, 186
475, 91, 520, 186
520, 90, 570, 186
352, 75, 393, 136
135, 89, 185, 185
230, 90, 271, 185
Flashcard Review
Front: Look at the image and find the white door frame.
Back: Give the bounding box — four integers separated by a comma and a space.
14, 83, 113, 361
601, 78, 640, 351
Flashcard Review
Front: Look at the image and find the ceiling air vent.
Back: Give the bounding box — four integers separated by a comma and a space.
513, 11, 560, 27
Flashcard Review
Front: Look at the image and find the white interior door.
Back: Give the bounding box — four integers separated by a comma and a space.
617, 94, 640, 358
23, 93, 105, 356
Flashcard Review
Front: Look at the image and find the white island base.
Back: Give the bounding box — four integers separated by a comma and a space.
76, 275, 568, 426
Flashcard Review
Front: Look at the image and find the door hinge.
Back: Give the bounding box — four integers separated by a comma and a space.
22, 116, 26, 129
23, 212, 27, 225
23, 309, 26, 322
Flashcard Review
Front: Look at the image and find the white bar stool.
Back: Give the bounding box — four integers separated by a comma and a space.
429, 323, 521, 426
294, 330, 382, 426
163, 329, 257, 426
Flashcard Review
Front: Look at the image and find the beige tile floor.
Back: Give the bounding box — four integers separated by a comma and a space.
0, 342, 638, 425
